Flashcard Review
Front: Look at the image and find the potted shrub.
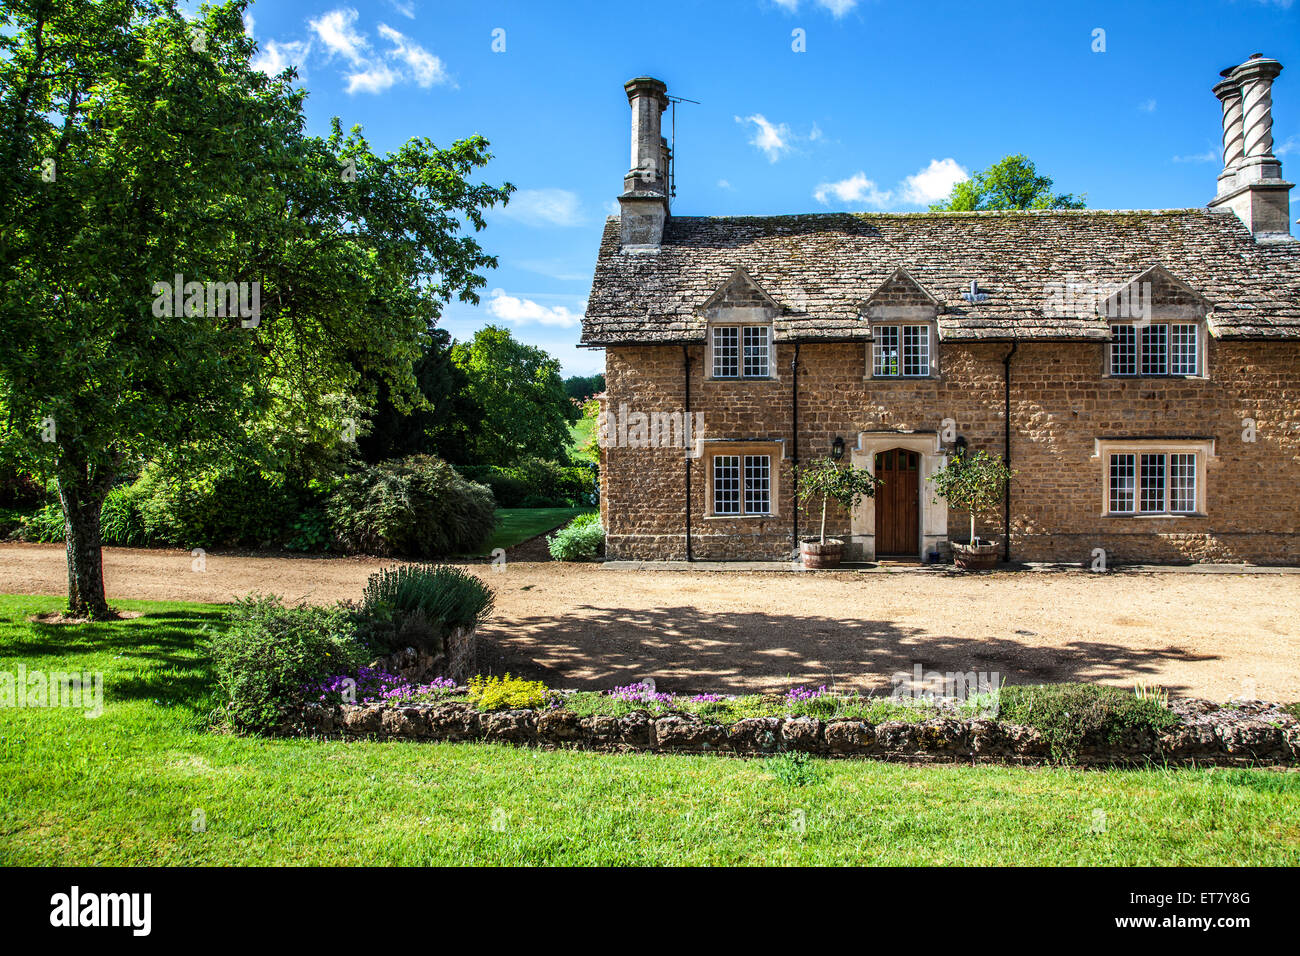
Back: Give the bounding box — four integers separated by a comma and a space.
795, 457, 880, 569
927, 449, 1014, 570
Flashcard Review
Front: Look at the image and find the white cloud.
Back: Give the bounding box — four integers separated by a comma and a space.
1276, 135, 1299, 157
246, 16, 310, 79
813, 172, 893, 207
815, 158, 969, 209
717, 178, 734, 190
1139, 98, 1157, 113
901, 158, 968, 204
309, 8, 369, 64
603, 200, 620, 216
486, 289, 583, 328
499, 188, 584, 227
769, 0, 859, 14
252, 39, 312, 78
388, 0, 417, 17
1172, 148, 1219, 163
308, 7, 450, 94
736, 114, 793, 162
377, 23, 449, 87
346, 60, 400, 94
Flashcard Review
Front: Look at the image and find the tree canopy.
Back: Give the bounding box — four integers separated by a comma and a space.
0, 0, 512, 616
451, 326, 576, 467
929, 155, 1085, 211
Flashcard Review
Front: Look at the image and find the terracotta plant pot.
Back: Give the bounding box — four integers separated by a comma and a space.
800, 538, 844, 569
952, 541, 999, 571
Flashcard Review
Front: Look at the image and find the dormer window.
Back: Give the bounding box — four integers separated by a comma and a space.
873, 324, 931, 377
1103, 266, 1209, 379
1109, 322, 1201, 377
710, 324, 773, 378
862, 267, 940, 381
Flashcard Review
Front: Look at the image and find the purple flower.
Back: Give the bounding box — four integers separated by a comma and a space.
785, 685, 828, 703
309, 670, 458, 705
608, 684, 676, 707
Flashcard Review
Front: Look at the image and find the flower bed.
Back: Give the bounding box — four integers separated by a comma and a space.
280, 681, 1300, 767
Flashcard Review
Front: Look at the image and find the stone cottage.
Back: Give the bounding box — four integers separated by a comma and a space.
581, 58, 1300, 565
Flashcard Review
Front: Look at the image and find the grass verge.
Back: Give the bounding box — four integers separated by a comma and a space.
478, 507, 595, 555
1, 594, 1297, 865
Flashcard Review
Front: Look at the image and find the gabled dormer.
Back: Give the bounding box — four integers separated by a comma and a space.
701, 268, 781, 381
1102, 265, 1211, 379
862, 268, 941, 380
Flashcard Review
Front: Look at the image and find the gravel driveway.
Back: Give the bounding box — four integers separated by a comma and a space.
2, 542, 1297, 701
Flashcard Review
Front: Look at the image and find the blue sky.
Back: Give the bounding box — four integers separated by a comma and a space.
240, 0, 1300, 376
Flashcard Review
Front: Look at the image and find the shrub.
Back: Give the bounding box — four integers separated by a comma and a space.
19, 502, 65, 543
467, 673, 548, 711
329, 455, 496, 557
457, 458, 596, 508
285, 504, 331, 552
355, 564, 495, 655
209, 595, 367, 733
997, 683, 1180, 762
0, 467, 47, 508
133, 463, 326, 550
99, 483, 150, 546
547, 512, 604, 561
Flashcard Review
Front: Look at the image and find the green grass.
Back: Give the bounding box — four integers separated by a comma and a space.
567, 416, 597, 465
562, 690, 947, 724
478, 507, 595, 555
1, 594, 1298, 866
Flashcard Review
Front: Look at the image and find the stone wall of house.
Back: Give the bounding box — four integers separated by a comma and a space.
601, 339, 1300, 564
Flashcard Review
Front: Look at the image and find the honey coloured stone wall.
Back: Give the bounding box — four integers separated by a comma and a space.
601, 338, 1300, 565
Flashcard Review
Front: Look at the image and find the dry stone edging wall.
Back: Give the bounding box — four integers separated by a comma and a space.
283, 698, 1300, 767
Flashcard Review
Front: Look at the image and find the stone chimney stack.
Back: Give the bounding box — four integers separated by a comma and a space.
1209, 54, 1294, 240
619, 77, 670, 251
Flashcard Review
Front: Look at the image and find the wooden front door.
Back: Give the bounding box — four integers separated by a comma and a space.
874, 448, 920, 556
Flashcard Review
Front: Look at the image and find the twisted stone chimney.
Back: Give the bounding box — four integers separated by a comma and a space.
618, 77, 670, 251
1209, 54, 1293, 240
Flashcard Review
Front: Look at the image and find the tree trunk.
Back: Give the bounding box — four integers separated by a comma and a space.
969, 512, 977, 546
56, 452, 111, 619
820, 496, 828, 544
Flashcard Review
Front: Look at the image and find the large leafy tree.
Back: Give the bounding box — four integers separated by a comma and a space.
356, 327, 481, 465
451, 326, 576, 466
930, 154, 1085, 211
0, 0, 511, 617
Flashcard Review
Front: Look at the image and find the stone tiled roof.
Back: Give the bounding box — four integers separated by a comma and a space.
581, 209, 1300, 345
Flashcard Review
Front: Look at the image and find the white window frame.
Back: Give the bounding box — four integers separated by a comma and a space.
713, 454, 742, 515
704, 442, 782, 517
1109, 322, 1201, 377
709, 324, 773, 379
872, 323, 932, 378
1095, 439, 1212, 516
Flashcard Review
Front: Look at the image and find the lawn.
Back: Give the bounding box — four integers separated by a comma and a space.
567, 415, 597, 465
0, 593, 1297, 866
479, 507, 594, 555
